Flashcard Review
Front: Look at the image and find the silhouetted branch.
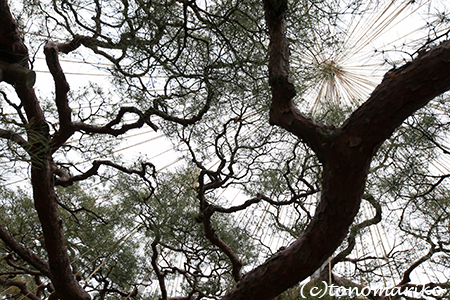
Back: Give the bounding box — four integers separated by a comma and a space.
0, 277, 41, 300
0, 225, 51, 278
54, 160, 155, 187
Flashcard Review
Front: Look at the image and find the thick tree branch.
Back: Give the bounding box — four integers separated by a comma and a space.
223, 3, 368, 299
44, 41, 76, 149
195, 184, 243, 282
202, 217, 242, 282
5, 257, 44, 277
0, 277, 41, 300
318, 195, 382, 279
0, 2, 91, 299
263, 0, 331, 160
223, 2, 450, 299
0, 0, 28, 63
0, 225, 51, 278
341, 41, 450, 152
0, 128, 29, 149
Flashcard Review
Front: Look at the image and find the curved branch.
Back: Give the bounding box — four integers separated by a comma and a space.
223, 1, 450, 299
0, 128, 29, 149
44, 41, 76, 149
5, 258, 43, 277
397, 247, 435, 286
211, 191, 317, 214
145, 92, 212, 127
264, 0, 331, 160
0, 225, 51, 278
54, 160, 155, 187
0, 277, 41, 300
73, 106, 158, 137
341, 41, 450, 149
201, 217, 242, 282
44, 37, 161, 150
70, 33, 165, 78
195, 189, 243, 282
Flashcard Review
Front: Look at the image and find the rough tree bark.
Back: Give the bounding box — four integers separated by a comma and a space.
2, 0, 450, 299
222, 1, 450, 299
0, 1, 90, 299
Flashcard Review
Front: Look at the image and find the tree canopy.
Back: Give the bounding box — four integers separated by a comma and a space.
1, 0, 450, 299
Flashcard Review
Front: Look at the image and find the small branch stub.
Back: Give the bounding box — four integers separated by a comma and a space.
0, 60, 36, 89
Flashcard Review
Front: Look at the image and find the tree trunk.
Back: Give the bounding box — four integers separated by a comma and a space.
222, 1, 450, 299
0, 1, 90, 299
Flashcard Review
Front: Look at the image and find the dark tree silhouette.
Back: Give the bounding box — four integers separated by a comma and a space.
1, 0, 450, 299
